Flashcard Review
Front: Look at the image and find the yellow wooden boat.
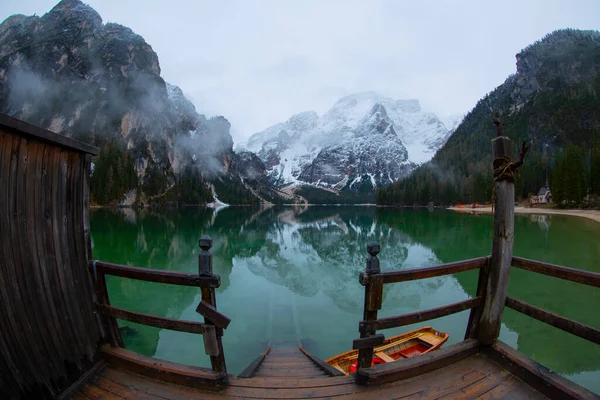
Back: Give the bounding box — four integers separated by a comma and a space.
325, 326, 449, 375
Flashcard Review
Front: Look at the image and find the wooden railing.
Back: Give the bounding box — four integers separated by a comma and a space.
89, 235, 231, 387
506, 256, 600, 345
353, 246, 490, 380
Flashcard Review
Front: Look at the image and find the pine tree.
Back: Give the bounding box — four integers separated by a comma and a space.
591, 133, 600, 196
551, 158, 565, 205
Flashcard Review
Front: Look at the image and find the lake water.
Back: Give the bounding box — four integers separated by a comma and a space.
91, 206, 600, 393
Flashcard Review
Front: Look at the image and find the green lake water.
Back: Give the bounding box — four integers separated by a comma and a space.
90, 206, 600, 393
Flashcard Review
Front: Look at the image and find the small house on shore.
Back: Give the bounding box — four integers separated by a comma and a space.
530, 185, 552, 205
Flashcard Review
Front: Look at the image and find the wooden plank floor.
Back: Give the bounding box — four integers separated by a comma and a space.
73, 353, 547, 399
253, 347, 327, 378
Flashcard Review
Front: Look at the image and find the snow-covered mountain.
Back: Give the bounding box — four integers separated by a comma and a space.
244, 92, 453, 194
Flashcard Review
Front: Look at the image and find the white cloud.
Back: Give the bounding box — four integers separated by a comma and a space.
1, 0, 599, 144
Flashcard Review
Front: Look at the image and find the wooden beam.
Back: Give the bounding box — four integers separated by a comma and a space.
352, 334, 385, 350
96, 304, 206, 334
512, 256, 600, 288
237, 347, 270, 378
485, 341, 600, 400
100, 345, 227, 391
195, 301, 231, 330
362, 297, 482, 332
91, 260, 220, 288
299, 348, 346, 377
356, 339, 480, 386
505, 297, 600, 345
477, 135, 515, 346
378, 256, 488, 284
0, 112, 99, 155
465, 259, 490, 339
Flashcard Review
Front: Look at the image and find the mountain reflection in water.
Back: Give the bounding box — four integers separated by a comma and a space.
91, 206, 600, 393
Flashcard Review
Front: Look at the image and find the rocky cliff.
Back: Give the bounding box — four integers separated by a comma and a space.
377, 29, 600, 205
0, 0, 272, 205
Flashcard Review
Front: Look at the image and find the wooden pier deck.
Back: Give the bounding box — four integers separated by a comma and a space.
3, 116, 599, 399
73, 351, 547, 399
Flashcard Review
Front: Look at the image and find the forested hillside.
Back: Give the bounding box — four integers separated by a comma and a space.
377, 29, 600, 207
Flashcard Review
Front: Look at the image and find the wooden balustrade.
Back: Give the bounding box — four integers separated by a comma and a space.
354, 246, 489, 384
377, 256, 489, 284
89, 235, 230, 383
512, 256, 600, 288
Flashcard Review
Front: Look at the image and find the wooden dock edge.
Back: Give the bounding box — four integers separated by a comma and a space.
237, 347, 270, 378
100, 345, 228, 391
484, 341, 600, 400
355, 338, 480, 386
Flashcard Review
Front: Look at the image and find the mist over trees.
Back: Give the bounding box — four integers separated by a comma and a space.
377, 29, 600, 208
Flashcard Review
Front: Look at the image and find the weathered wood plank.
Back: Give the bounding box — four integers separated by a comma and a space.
66, 151, 96, 360
465, 259, 490, 340
100, 345, 227, 391
33, 143, 72, 374
512, 256, 600, 288
97, 303, 206, 334
46, 147, 79, 357
299, 347, 346, 377
353, 334, 385, 349
70, 152, 100, 360
378, 257, 488, 284
362, 297, 482, 332
80, 382, 125, 399
0, 131, 29, 393
438, 368, 512, 399
25, 142, 66, 378
505, 297, 600, 345
91, 376, 163, 400
485, 341, 599, 400
229, 375, 355, 389
55, 149, 87, 360
95, 272, 124, 347
238, 347, 270, 378
57, 361, 107, 400
195, 300, 231, 330
92, 260, 220, 287
9, 136, 57, 391
356, 339, 481, 386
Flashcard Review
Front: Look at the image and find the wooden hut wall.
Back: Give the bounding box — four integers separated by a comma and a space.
0, 117, 101, 399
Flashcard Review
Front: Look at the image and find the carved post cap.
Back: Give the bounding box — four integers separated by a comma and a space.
367, 242, 380, 257
199, 236, 213, 251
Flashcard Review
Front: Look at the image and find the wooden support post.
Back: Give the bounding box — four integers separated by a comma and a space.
477, 130, 517, 345
93, 269, 123, 347
197, 236, 227, 376
464, 257, 490, 339
357, 242, 384, 372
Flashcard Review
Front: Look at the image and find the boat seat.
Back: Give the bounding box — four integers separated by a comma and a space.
375, 352, 395, 363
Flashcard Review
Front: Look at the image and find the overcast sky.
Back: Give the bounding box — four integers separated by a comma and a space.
1, 1, 599, 143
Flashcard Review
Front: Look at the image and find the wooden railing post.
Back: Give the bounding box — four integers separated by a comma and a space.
476, 115, 527, 345
356, 242, 384, 371
197, 236, 227, 376
464, 256, 490, 339
93, 266, 123, 347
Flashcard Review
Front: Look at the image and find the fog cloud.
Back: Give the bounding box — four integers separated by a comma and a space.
1, 0, 599, 145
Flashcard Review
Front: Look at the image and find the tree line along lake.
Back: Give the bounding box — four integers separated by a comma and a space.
90, 206, 600, 394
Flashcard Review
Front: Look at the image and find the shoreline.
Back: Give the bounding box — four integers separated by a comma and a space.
447, 206, 600, 224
